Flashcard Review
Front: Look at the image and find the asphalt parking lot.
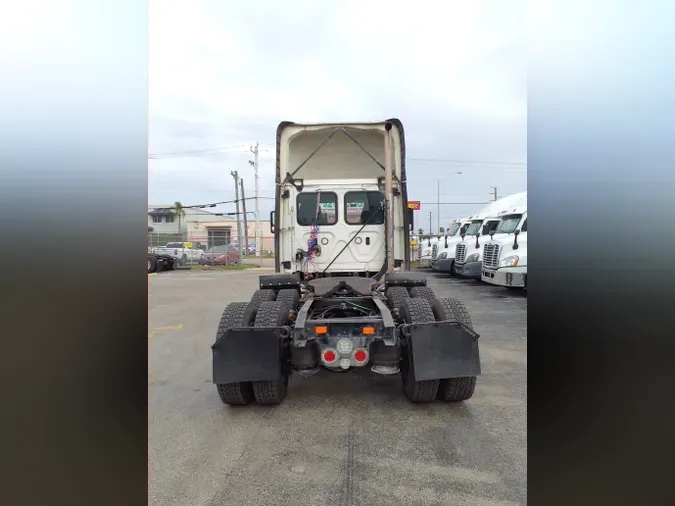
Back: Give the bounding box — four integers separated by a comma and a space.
149, 268, 527, 506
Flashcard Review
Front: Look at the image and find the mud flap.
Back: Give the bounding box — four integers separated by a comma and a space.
402, 322, 481, 381
212, 326, 287, 384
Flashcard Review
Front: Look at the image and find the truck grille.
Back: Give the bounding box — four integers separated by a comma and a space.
455, 243, 467, 263
431, 243, 438, 260
483, 243, 500, 269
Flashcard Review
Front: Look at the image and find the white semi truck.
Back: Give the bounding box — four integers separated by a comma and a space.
481, 211, 528, 289
418, 236, 440, 268
211, 119, 481, 406
453, 192, 527, 280
432, 217, 473, 273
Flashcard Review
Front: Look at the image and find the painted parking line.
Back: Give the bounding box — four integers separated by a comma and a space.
148, 323, 184, 339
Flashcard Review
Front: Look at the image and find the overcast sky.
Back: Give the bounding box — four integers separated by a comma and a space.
149, 0, 526, 233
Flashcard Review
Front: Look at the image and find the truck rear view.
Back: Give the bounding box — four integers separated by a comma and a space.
211, 120, 481, 406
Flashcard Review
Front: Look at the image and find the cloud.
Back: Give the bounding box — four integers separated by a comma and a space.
149, 0, 526, 228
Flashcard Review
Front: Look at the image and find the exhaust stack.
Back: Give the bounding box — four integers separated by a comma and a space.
384, 122, 395, 273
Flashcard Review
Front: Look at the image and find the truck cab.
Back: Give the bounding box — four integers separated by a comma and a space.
419, 236, 439, 268
481, 212, 528, 289
453, 192, 527, 280
432, 217, 472, 272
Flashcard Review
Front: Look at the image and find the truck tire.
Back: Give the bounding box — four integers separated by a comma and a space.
410, 286, 438, 303
156, 259, 164, 273
398, 298, 440, 403
276, 289, 300, 312
243, 289, 277, 324
215, 302, 255, 405
148, 256, 157, 273
434, 297, 476, 402
386, 286, 409, 312
252, 300, 289, 405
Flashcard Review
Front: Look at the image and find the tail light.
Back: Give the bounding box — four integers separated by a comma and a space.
174, 249, 178, 255
322, 349, 337, 364
353, 349, 368, 364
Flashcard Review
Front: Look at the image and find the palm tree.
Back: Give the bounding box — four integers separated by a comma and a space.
173, 201, 186, 239
439, 226, 445, 234
417, 228, 424, 237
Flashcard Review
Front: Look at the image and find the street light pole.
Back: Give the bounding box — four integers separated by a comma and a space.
437, 171, 462, 235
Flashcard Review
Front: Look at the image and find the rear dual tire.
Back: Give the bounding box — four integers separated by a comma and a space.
214, 302, 256, 405
215, 299, 291, 406
252, 301, 289, 405
399, 293, 477, 403
398, 298, 441, 403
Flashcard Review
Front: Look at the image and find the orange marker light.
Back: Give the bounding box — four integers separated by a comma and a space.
363, 326, 375, 335
315, 325, 328, 335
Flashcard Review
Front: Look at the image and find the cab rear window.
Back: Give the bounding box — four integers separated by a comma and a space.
297, 192, 337, 226
344, 191, 385, 225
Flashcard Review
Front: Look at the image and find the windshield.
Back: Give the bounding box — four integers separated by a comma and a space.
447, 223, 461, 236
482, 220, 501, 235
464, 220, 483, 236
495, 214, 523, 234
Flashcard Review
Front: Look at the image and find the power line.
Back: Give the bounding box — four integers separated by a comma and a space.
149, 196, 274, 211
148, 145, 245, 157
408, 157, 526, 166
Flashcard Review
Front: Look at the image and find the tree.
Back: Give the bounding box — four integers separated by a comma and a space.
417, 228, 424, 237
439, 226, 445, 234
173, 201, 186, 237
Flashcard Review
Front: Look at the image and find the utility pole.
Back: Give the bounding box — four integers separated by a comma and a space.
240, 178, 248, 254
231, 170, 243, 264
429, 211, 432, 237
249, 142, 260, 257
491, 186, 498, 201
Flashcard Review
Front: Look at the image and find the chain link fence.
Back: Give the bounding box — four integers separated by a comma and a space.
148, 231, 275, 268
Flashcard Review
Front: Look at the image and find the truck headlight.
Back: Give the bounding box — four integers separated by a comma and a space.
438, 252, 447, 259
500, 255, 519, 267
466, 253, 480, 263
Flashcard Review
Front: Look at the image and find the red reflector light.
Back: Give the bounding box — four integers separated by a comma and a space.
353, 349, 367, 363
323, 350, 336, 363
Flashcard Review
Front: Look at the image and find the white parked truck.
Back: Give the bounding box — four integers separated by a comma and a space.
418, 236, 440, 268
481, 211, 528, 289
453, 192, 527, 280
432, 217, 473, 272
211, 119, 481, 406
151, 242, 205, 265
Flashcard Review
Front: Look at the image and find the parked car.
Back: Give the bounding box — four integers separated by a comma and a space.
148, 251, 176, 273
151, 242, 205, 265
200, 244, 240, 265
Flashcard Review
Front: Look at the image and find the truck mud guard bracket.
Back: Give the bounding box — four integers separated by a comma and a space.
384, 272, 427, 288
212, 326, 289, 384
259, 273, 301, 290
401, 321, 481, 381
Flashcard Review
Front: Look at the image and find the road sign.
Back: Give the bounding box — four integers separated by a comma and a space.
408, 201, 421, 210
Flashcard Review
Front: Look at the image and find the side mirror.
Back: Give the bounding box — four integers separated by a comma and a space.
460, 232, 466, 240
513, 229, 519, 249
489, 230, 495, 240
444, 236, 448, 248
270, 211, 275, 234
475, 234, 480, 249
514, 229, 520, 237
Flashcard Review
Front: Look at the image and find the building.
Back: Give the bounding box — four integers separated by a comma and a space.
148, 205, 273, 253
